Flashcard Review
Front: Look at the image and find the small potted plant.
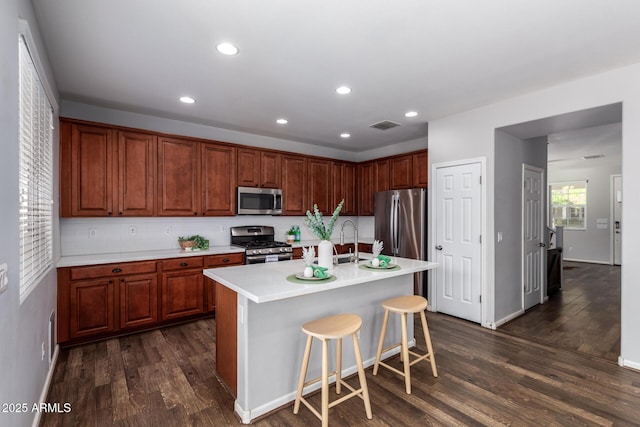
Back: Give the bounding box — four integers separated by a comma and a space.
286, 226, 296, 244
178, 235, 209, 251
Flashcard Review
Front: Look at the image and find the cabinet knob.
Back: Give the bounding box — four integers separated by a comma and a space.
112, 268, 122, 273
119, 212, 123, 215
108, 212, 113, 216
222, 258, 230, 263
194, 212, 198, 215
180, 262, 188, 267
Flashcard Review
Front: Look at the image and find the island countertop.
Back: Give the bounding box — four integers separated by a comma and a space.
203, 256, 438, 303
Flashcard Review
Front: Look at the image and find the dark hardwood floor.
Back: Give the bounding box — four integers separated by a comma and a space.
42, 298, 640, 426
499, 261, 621, 361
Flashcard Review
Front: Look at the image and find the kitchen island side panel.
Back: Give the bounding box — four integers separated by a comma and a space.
235, 275, 412, 423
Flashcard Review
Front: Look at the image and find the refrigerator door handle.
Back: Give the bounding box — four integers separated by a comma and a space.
393, 192, 400, 255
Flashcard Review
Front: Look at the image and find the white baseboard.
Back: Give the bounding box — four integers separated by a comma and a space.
563, 258, 611, 265
492, 309, 525, 329
31, 344, 60, 427
618, 356, 640, 372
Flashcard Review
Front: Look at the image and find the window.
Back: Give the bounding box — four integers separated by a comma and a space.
18, 34, 54, 302
549, 181, 587, 230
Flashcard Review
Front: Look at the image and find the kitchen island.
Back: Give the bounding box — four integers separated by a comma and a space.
203, 256, 438, 423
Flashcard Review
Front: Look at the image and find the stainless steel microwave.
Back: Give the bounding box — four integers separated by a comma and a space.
237, 186, 283, 215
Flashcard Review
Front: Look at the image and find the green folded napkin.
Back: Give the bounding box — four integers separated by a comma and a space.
311, 265, 329, 278
377, 255, 391, 267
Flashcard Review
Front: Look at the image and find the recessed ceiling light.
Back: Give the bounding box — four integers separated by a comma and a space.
336, 86, 351, 95
276, 118, 288, 125
216, 42, 239, 55
340, 133, 351, 138
179, 96, 195, 104
405, 111, 418, 118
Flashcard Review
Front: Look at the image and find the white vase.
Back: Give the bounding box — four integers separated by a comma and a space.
317, 240, 334, 270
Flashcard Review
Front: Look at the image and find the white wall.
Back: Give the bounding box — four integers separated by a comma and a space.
428, 62, 640, 368
494, 132, 547, 322
0, 1, 60, 426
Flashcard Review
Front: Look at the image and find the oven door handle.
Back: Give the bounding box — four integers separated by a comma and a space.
246, 253, 293, 264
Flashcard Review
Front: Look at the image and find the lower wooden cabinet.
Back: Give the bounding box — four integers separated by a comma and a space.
57, 252, 244, 346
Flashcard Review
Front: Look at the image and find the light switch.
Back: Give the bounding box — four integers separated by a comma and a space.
0, 263, 8, 295
497, 232, 503, 242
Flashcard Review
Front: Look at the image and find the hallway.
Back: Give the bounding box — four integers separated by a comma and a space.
499, 261, 621, 361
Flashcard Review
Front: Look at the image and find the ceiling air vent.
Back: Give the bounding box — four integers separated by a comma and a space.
581, 154, 605, 160
369, 120, 401, 131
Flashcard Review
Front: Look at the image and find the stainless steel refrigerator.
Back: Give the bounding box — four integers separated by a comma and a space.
374, 188, 427, 295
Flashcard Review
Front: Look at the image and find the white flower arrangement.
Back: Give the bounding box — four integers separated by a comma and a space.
372, 240, 384, 258
304, 200, 344, 241
301, 246, 315, 267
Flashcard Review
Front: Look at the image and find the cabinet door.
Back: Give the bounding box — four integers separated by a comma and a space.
332, 162, 357, 216
309, 159, 332, 214
375, 159, 389, 192
157, 137, 200, 216
205, 277, 216, 312
281, 155, 307, 215
70, 278, 115, 338
357, 163, 374, 216
69, 124, 115, 216
260, 151, 281, 188
389, 155, 413, 189
202, 144, 237, 216
161, 270, 204, 320
237, 148, 260, 187
412, 150, 428, 188
118, 131, 156, 216
119, 273, 158, 329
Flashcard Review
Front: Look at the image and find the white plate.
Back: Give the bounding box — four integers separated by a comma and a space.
295, 272, 332, 281
364, 262, 395, 270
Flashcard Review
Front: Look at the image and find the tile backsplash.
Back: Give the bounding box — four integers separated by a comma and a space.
60, 216, 373, 256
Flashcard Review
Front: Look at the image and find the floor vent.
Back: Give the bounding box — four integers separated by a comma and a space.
369, 120, 401, 131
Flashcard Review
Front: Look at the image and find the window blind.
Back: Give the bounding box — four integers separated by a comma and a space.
18, 35, 53, 302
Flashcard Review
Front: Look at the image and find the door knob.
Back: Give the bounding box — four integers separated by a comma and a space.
538, 242, 546, 247
435, 245, 443, 251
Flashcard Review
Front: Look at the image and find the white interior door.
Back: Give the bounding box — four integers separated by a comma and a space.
434, 161, 482, 323
613, 175, 622, 265
522, 164, 544, 310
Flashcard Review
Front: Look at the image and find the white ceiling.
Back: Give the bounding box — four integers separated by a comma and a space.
32, 0, 640, 152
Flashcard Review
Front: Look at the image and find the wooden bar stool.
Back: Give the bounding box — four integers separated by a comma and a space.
373, 295, 438, 394
293, 313, 373, 427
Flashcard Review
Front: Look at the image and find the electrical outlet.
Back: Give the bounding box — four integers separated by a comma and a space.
163, 226, 172, 236
89, 228, 97, 239
129, 226, 137, 236
220, 224, 226, 232
0, 263, 8, 295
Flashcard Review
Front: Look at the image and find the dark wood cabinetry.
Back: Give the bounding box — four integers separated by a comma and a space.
332, 162, 357, 216
281, 154, 307, 215
389, 154, 413, 189
237, 148, 281, 188
60, 120, 157, 217
57, 252, 243, 346
309, 158, 332, 214
357, 163, 375, 216
157, 137, 200, 216
202, 144, 237, 216
412, 150, 428, 188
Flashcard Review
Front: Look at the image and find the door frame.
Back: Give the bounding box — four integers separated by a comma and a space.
430, 156, 488, 328
610, 174, 622, 265
521, 164, 546, 310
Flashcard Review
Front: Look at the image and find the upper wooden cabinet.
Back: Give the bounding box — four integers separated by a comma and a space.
237, 148, 281, 188
412, 150, 428, 188
60, 121, 157, 217
118, 131, 157, 216
389, 154, 413, 190
308, 159, 332, 214
201, 143, 237, 216
357, 163, 374, 216
375, 159, 389, 193
157, 137, 201, 216
281, 154, 307, 215
332, 162, 357, 216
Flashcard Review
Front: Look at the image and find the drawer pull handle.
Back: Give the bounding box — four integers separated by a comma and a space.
222, 258, 230, 263
180, 262, 188, 267
112, 268, 122, 273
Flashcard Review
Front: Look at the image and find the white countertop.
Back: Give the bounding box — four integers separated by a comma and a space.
204, 256, 438, 304
290, 238, 374, 248
57, 245, 245, 267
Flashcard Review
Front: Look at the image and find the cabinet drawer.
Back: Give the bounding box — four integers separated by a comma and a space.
206, 253, 244, 267
162, 256, 204, 271
70, 261, 157, 280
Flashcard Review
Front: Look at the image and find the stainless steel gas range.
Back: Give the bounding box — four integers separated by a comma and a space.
230, 226, 293, 264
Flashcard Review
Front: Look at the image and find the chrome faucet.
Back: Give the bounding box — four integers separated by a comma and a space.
340, 220, 359, 263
